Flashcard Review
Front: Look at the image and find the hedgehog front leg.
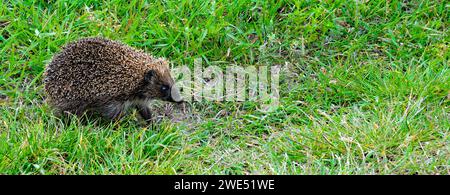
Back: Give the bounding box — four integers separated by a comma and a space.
136, 104, 152, 121
100, 102, 125, 120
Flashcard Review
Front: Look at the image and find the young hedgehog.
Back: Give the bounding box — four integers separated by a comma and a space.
44, 37, 183, 121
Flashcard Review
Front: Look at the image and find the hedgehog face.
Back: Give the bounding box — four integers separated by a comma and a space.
140, 67, 183, 103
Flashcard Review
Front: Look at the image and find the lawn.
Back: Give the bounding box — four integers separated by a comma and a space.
0, 0, 449, 174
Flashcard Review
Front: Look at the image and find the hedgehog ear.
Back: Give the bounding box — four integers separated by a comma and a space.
144, 70, 156, 83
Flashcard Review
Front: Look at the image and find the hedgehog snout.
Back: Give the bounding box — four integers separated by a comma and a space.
167, 85, 183, 103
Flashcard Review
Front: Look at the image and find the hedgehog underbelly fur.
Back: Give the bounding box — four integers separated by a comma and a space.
44, 37, 182, 121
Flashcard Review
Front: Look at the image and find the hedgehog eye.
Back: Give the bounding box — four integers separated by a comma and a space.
161, 85, 169, 92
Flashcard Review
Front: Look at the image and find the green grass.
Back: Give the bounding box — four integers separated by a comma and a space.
1, 0, 449, 174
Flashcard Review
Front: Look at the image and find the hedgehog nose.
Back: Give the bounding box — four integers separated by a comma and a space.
169, 85, 183, 103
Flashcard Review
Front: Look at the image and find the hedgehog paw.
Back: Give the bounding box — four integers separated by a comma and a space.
137, 105, 152, 122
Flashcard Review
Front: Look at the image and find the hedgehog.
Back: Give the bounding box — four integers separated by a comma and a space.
43, 37, 183, 121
